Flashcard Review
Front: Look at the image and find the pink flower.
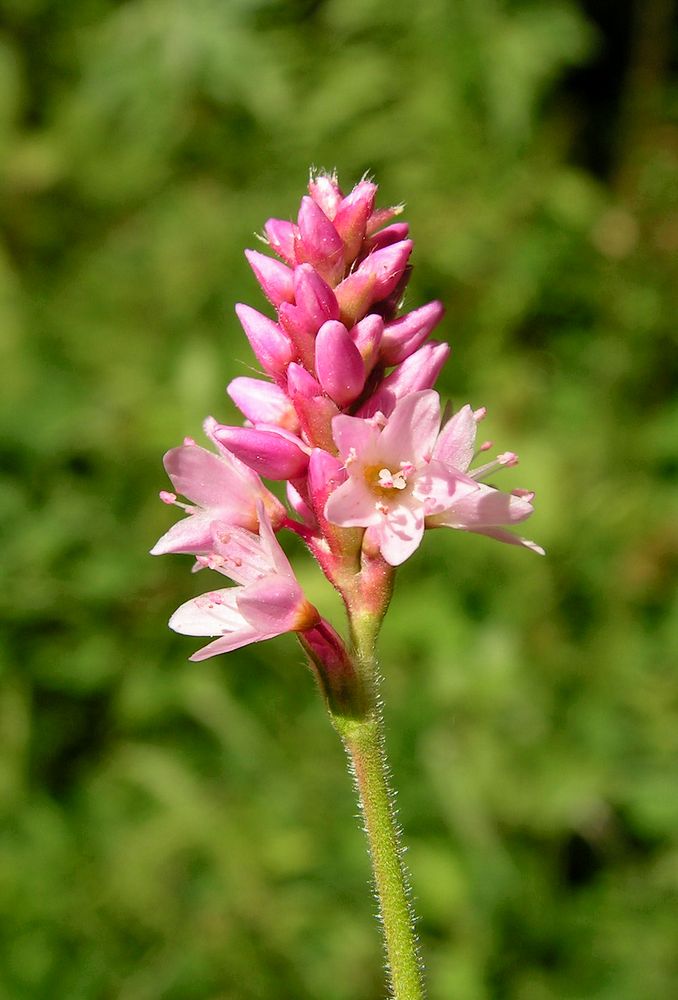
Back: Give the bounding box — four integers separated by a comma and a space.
325, 391, 478, 566
169, 504, 320, 661
426, 404, 545, 554
151, 428, 285, 556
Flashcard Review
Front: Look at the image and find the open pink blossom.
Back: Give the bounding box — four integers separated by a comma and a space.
325, 390, 478, 566
426, 404, 545, 554
169, 504, 320, 660
151, 429, 285, 557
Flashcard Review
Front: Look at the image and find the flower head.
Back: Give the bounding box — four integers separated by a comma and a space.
154, 170, 543, 665
325, 391, 477, 565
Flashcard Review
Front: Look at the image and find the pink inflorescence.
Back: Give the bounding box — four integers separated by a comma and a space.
153, 171, 543, 659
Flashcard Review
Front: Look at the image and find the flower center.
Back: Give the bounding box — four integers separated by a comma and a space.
378, 468, 407, 490
364, 462, 415, 500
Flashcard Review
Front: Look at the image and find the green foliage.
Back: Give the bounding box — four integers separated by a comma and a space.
1, 0, 676, 997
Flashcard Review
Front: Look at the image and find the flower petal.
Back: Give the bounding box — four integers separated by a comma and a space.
169, 589, 243, 637
209, 521, 275, 585
331, 413, 381, 464
189, 627, 282, 661
150, 510, 217, 556
255, 502, 296, 578
431, 484, 534, 528
378, 390, 441, 465
237, 575, 315, 633
378, 503, 424, 566
164, 444, 252, 512
467, 527, 545, 555
433, 404, 476, 471
324, 478, 382, 528
411, 462, 478, 515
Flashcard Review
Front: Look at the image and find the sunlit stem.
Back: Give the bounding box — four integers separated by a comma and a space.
330, 608, 426, 1000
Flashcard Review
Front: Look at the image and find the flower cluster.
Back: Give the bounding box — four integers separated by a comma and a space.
153, 172, 543, 661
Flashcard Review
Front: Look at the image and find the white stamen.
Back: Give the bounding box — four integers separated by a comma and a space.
471, 451, 519, 481
159, 490, 193, 512
378, 468, 408, 490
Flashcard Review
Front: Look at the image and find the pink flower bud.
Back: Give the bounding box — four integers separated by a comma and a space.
365, 222, 410, 253
235, 304, 295, 376
292, 393, 340, 453
308, 172, 343, 220
302, 618, 353, 673
244, 250, 294, 307
301, 619, 361, 711
333, 180, 377, 263
293, 264, 340, 330
365, 203, 404, 235
349, 314, 384, 370
277, 303, 316, 371
264, 218, 298, 266
296, 196, 345, 286
306, 450, 361, 564
227, 376, 299, 431
351, 240, 413, 303
357, 341, 450, 418
380, 300, 445, 365
375, 265, 412, 321
315, 320, 366, 407
286, 480, 317, 527
334, 271, 378, 328
307, 448, 346, 516
212, 424, 310, 480
286, 361, 322, 398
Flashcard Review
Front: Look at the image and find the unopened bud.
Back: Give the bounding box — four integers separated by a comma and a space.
295, 196, 345, 286
212, 425, 309, 480
235, 304, 295, 376
263, 218, 298, 266
315, 320, 366, 407
245, 249, 295, 307
380, 300, 445, 366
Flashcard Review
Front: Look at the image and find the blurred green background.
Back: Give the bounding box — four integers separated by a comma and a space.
1, 0, 677, 997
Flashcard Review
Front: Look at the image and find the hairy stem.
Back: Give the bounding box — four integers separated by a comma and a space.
331, 612, 426, 1000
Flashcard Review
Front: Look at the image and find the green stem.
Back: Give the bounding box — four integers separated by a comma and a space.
331, 613, 426, 1000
